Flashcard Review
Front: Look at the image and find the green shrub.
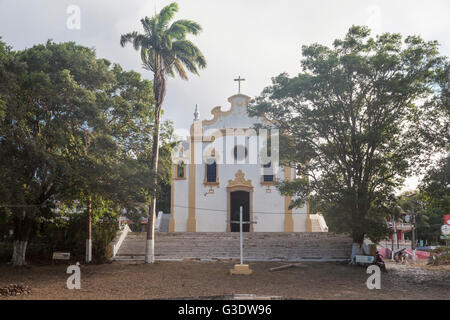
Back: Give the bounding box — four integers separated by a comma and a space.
0, 202, 119, 264
430, 252, 450, 266
0, 243, 12, 262
431, 246, 450, 254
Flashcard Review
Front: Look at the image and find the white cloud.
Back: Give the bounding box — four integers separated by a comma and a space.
365, 4, 382, 34
1, 0, 449, 189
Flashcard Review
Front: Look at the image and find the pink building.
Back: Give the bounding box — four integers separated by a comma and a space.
381, 211, 413, 249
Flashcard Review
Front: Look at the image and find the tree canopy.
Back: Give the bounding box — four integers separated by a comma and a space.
413, 156, 450, 243
0, 39, 174, 265
249, 26, 448, 245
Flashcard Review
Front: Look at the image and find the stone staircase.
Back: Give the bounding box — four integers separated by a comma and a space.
311, 221, 322, 232
113, 232, 352, 262
310, 214, 328, 232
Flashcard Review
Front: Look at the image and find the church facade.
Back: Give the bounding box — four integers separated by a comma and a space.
169, 92, 314, 233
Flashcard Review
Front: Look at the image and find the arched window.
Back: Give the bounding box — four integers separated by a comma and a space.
177, 161, 185, 179
206, 160, 217, 183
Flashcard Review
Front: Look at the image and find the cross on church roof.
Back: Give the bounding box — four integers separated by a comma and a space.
234, 76, 245, 94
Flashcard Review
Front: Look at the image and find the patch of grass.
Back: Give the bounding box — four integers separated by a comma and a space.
429, 247, 450, 265
433, 253, 450, 265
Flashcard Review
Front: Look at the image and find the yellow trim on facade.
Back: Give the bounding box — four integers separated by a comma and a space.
169, 164, 175, 232
283, 166, 294, 232
190, 94, 252, 135
305, 193, 312, 232
305, 160, 312, 232
187, 136, 197, 232
260, 180, 276, 186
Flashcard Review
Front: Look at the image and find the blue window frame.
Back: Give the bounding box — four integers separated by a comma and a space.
177, 162, 185, 178
263, 162, 273, 182
206, 160, 217, 182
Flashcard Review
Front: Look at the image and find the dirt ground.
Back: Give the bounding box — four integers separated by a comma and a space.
0, 260, 448, 300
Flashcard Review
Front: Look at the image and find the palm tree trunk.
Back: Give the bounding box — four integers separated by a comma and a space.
145, 57, 166, 264
145, 114, 161, 263
86, 196, 92, 263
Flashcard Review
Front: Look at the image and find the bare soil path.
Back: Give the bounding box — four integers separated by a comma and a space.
0, 260, 448, 300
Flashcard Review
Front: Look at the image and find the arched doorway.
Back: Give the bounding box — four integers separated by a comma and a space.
226, 170, 254, 232
230, 191, 250, 232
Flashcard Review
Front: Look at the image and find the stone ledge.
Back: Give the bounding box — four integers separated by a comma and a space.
229, 264, 253, 275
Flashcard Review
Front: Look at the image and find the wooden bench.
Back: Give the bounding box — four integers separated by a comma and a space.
354, 255, 374, 264
52, 252, 70, 263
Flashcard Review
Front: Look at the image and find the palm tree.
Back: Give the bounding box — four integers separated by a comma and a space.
120, 2, 206, 263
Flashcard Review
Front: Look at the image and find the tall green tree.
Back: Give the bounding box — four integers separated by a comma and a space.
418, 60, 449, 150
0, 40, 173, 265
249, 26, 447, 259
0, 40, 114, 265
417, 156, 450, 244
120, 2, 206, 263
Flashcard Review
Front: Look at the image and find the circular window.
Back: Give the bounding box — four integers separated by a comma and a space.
233, 145, 248, 160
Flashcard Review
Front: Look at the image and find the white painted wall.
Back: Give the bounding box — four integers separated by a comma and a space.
173, 165, 189, 232
173, 95, 307, 232
291, 169, 308, 232
196, 161, 228, 232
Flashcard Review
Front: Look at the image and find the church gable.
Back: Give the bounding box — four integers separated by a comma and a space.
171, 88, 312, 234
200, 94, 266, 132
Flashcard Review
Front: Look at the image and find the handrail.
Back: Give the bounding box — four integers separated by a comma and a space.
317, 214, 329, 232
113, 224, 131, 257
310, 214, 329, 232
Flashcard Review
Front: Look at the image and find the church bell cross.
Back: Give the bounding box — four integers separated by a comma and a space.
234, 76, 246, 94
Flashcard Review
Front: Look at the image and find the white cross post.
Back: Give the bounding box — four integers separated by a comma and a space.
229, 206, 253, 275
234, 76, 245, 94
239, 206, 243, 265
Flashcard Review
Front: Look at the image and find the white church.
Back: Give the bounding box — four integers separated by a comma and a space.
169, 84, 328, 233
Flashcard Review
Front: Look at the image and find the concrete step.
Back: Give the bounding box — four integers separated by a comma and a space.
112, 232, 352, 262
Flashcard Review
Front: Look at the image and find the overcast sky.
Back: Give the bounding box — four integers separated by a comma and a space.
1, 0, 449, 190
